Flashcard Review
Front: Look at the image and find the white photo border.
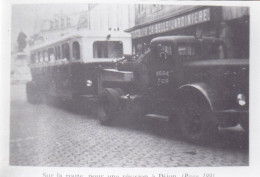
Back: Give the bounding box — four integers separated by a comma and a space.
1, 0, 260, 177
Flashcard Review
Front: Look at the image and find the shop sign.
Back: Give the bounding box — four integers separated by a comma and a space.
131, 8, 210, 39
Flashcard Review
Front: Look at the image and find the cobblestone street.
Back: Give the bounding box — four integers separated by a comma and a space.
10, 83, 249, 167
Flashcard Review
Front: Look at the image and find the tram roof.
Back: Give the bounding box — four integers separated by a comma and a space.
30, 31, 131, 51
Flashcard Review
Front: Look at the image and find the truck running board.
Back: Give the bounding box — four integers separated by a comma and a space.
145, 114, 169, 122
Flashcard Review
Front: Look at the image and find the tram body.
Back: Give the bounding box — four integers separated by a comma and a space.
27, 31, 132, 103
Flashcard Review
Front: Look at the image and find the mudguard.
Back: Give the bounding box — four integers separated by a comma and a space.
97, 88, 124, 125
176, 83, 222, 111
102, 88, 123, 109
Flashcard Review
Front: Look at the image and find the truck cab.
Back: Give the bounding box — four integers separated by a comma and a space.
98, 36, 249, 143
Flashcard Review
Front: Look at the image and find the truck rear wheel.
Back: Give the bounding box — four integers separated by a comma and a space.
97, 88, 123, 125
178, 99, 218, 144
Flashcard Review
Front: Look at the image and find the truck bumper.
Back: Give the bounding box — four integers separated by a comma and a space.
213, 109, 248, 127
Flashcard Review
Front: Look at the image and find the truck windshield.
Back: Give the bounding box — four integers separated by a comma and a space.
93, 41, 123, 58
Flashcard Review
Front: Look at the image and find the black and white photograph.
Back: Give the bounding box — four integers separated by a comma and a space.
1, 0, 260, 177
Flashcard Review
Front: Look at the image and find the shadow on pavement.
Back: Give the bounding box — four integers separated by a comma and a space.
29, 88, 248, 154
44, 96, 96, 118
102, 114, 249, 153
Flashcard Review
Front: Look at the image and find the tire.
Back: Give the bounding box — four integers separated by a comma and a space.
97, 88, 123, 125
178, 99, 218, 144
26, 82, 43, 104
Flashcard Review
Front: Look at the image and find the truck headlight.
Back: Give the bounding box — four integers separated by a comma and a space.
86, 80, 93, 87
237, 93, 246, 106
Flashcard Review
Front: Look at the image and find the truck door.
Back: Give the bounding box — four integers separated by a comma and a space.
147, 43, 177, 97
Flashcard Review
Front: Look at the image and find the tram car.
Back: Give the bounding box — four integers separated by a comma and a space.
26, 31, 132, 106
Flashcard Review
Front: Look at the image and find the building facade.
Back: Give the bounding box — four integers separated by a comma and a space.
126, 5, 249, 59
88, 4, 135, 32
29, 4, 135, 47
29, 12, 84, 46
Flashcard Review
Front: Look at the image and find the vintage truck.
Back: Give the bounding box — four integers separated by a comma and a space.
97, 36, 249, 143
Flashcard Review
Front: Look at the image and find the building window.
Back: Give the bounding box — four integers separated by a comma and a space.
61, 17, 65, 28
50, 21, 54, 30
62, 43, 70, 60
151, 4, 162, 13
55, 18, 60, 29
137, 4, 145, 15
93, 41, 123, 58
89, 4, 97, 10
66, 17, 71, 27
72, 41, 80, 60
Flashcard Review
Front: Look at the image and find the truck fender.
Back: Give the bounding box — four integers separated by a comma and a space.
175, 83, 220, 111
97, 88, 124, 125
102, 88, 123, 108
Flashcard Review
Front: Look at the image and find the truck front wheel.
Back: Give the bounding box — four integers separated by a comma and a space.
97, 88, 123, 125
178, 99, 218, 144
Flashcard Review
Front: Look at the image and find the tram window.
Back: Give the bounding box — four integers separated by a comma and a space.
38, 51, 43, 63
55, 46, 61, 60
43, 50, 49, 62
31, 53, 36, 63
42, 50, 45, 62
37, 52, 40, 61
62, 43, 70, 60
72, 41, 80, 60
48, 48, 55, 62
93, 41, 123, 58
55, 46, 57, 59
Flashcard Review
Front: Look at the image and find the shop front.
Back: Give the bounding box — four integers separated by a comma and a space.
126, 5, 249, 59
220, 6, 249, 59
126, 6, 222, 56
